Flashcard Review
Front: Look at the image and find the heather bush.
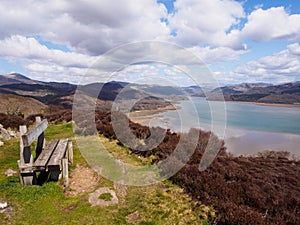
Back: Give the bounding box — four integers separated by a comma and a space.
21, 109, 299, 224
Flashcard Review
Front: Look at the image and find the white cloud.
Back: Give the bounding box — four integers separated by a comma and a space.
240, 7, 300, 42
0, 0, 170, 55
0, 35, 100, 83
189, 46, 247, 65
0, 35, 96, 67
168, 0, 245, 49
0, 1, 299, 85
231, 43, 300, 83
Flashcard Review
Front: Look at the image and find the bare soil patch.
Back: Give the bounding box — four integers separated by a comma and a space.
126, 211, 140, 224
65, 164, 100, 197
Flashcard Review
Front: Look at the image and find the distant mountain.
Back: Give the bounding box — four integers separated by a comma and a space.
0, 74, 182, 111
1, 73, 299, 107
3, 73, 31, 81
0, 73, 77, 108
0, 73, 42, 85
208, 82, 300, 104
0, 74, 26, 86
182, 85, 205, 97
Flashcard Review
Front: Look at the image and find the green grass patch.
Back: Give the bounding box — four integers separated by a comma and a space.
99, 193, 113, 201
0, 121, 213, 224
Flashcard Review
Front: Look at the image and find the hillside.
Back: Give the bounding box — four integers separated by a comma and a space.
0, 94, 47, 117
1, 110, 298, 224
208, 82, 300, 104
0, 74, 182, 112
1, 73, 300, 110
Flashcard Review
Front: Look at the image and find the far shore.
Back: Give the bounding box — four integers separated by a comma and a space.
234, 101, 300, 108
220, 100, 300, 108
128, 105, 179, 117
253, 102, 300, 108
129, 115, 163, 124
128, 105, 179, 125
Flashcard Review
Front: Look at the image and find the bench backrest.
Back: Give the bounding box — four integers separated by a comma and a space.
22, 119, 48, 147
19, 117, 48, 166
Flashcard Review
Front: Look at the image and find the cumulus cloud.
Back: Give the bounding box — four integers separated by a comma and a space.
0, 0, 170, 55
189, 46, 247, 65
168, 0, 245, 49
0, 35, 96, 68
240, 7, 300, 42
232, 43, 300, 83
0, 35, 100, 83
0, 0, 300, 84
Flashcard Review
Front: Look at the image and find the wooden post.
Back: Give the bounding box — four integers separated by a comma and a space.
62, 158, 69, 187
17, 160, 24, 185
19, 125, 33, 165
19, 125, 34, 185
35, 117, 45, 160
67, 141, 73, 164
22, 173, 37, 186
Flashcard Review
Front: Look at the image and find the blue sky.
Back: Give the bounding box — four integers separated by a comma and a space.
0, 0, 300, 86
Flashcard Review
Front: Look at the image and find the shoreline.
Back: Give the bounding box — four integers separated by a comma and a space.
128, 105, 179, 117
129, 115, 163, 124
222, 100, 300, 108
253, 102, 300, 108
128, 105, 179, 125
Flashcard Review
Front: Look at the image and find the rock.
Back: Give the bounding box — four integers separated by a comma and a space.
0, 201, 13, 216
7, 128, 18, 138
4, 169, 17, 177
0, 141, 3, 146
0, 128, 11, 140
0, 124, 19, 140
88, 187, 118, 207
0, 201, 8, 209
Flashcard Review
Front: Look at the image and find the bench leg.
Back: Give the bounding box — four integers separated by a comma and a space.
62, 158, 69, 187
67, 141, 73, 165
37, 171, 50, 185
21, 173, 37, 186
50, 170, 60, 181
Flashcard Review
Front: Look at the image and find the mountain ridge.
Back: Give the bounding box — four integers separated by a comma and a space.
1, 73, 300, 105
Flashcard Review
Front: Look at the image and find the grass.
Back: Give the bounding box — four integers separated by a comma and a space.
0, 122, 214, 224
99, 193, 113, 201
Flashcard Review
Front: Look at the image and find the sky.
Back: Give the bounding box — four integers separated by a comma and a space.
0, 0, 300, 86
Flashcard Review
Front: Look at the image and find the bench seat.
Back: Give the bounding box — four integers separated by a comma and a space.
33, 138, 68, 171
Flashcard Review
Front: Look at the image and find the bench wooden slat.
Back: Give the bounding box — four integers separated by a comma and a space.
22, 119, 48, 147
33, 139, 59, 170
47, 138, 68, 169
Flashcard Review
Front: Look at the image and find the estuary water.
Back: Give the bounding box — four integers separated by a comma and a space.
143, 97, 300, 157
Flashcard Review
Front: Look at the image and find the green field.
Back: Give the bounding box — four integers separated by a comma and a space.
0, 122, 214, 225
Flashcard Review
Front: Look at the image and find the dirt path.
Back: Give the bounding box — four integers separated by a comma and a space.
65, 164, 100, 197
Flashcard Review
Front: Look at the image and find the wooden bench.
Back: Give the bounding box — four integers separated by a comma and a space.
17, 117, 73, 186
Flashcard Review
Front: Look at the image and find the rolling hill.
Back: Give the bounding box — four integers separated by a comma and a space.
208, 82, 300, 104
1, 73, 300, 109
0, 93, 47, 117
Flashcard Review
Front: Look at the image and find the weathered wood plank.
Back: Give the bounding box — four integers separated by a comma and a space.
22, 173, 37, 186
33, 139, 59, 170
47, 138, 68, 169
67, 141, 73, 164
17, 160, 24, 185
22, 119, 48, 147
35, 117, 45, 159
62, 158, 69, 187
